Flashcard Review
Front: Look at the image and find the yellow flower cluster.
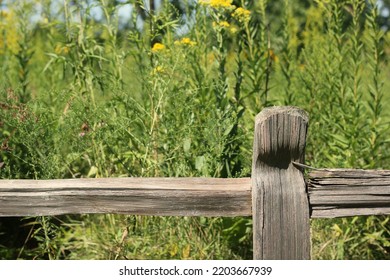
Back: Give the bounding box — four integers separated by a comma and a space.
229, 26, 238, 34
213, 21, 230, 28
232, 7, 251, 23
174, 37, 197, 46
0, 10, 20, 55
151, 66, 165, 75
199, 0, 235, 10
152, 43, 165, 52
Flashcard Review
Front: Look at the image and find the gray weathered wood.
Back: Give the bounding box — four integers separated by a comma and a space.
0, 177, 251, 217
308, 169, 390, 218
251, 106, 311, 260
2, 166, 390, 220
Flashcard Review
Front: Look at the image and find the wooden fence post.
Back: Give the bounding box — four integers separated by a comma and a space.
252, 106, 311, 259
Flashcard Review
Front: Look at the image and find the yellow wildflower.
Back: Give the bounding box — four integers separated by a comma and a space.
182, 37, 197, 45
232, 7, 251, 23
199, 0, 235, 10
213, 21, 230, 28
151, 43, 165, 52
220, 21, 230, 27
0, 10, 20, 55
151, 66, 165, 75
229, 26, 238, 34
175, 37, 197, 46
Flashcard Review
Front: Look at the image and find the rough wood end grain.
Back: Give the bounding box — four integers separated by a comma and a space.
308, 169, 390, 218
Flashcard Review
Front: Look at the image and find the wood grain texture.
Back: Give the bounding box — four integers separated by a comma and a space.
308, 169, 390, 218
0, 177, 251, 217
2, 166, 390, 220
251, 106, 311, 260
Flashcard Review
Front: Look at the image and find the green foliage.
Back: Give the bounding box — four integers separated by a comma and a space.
0, 0, 389, 259
312, 216, 390, 260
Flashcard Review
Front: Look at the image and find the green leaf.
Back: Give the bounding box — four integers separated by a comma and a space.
195, 156, 205, 172
183, 138, 191, 154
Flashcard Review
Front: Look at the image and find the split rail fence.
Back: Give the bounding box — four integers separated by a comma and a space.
1, 106, 389, 259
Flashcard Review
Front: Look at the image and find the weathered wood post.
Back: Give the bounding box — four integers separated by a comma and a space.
252, 106, 311, 259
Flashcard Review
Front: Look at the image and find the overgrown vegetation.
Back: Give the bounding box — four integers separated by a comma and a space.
0, 0, 389, 259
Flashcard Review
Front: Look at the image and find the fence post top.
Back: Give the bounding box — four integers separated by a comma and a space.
255, 106, 308, 124
253, 106, 308, 166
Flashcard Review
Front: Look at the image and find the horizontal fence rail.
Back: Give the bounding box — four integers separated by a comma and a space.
0, 177, 251, 217
1, 170, 389, 218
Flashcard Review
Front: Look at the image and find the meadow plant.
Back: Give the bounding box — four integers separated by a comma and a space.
286, 0, 390, 259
